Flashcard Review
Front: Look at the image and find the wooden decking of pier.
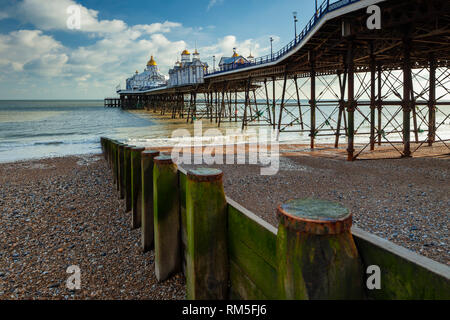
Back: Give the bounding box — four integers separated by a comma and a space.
108, 0, 450, 160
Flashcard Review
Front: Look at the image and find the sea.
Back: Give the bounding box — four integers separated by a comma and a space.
0, 100, 448, 163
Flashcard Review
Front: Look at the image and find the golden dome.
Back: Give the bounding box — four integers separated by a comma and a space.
147, 55, 157, 66
182, 49, 190, 55
232, 51, 239, 58
135, 70, 138, 74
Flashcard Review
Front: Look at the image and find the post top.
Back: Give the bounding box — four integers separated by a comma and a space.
124, 145, 136, 150
154, 154, 174, 164
277, 198, 352, 235
131, 146, 145, 152
187, 168, 223, 182
142, 150, 160, 157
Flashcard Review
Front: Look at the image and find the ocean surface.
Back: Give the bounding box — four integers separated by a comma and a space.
0, 100, 272, 163
0, 100, 448, 163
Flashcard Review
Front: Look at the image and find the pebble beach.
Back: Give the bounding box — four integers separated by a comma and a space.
216, 155, 450, 265
0, 151, 448, 299
0, 154, 185, 300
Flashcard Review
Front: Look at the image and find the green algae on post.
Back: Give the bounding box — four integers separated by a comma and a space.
141, 150, 160, 252
153, 155, 181, 281
276, 198, 364, 299
131, 147, 145, 229
185, 167, 228, 300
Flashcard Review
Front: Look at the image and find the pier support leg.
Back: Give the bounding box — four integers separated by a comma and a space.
141, 150, 160, 252
242, 78, 251, 130
335, 65, 347, 148
377, 64, 382, 146
310, 53, 316, 149
277, 72, 288, 132
428, 55, 436, 146
370, 44, 376, 151
153, 155, 181, 282
186, 168, 228, 300
402, 35, 412, 158
272, 76, 276, 130
346, 41, 355, 161
234, 90, 238, 122
294, 75, 304, 130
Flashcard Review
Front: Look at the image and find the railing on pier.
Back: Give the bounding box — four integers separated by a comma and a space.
206, 0, 362, 76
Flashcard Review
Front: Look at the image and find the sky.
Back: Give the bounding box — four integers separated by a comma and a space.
0, 0, 319, 99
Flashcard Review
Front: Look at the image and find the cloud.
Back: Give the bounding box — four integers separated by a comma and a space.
0, 0, 274, 98
200, 35, 263, 60
13, 0, 181, 36
24, 53, 69, 76
207, 0, 224, 11
0, 30, 65, 73
133, 22, 182, 35
14, 0, 126, 34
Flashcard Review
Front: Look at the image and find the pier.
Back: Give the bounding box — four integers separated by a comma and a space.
104, 98, 121, 108
109, 0, 450, 160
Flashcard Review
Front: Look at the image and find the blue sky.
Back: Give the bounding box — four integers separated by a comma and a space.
0, 0, 318, 99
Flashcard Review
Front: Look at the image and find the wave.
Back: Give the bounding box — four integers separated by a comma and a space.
34, 141, 64, 146
0, 137, 102, 149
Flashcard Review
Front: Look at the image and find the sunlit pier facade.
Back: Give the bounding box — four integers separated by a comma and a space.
111, 0, 450, 160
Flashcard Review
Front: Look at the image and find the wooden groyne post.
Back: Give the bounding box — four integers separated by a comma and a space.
185, 168, 228, 300
141, 150, 160, 252
276, 198, 364, 299
118, 144, 126, 199
153, 155, 181, 281
124, 145, 135, 214
131, 147, 145, 229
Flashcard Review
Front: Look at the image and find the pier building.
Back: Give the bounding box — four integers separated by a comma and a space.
168, 49, 208, 87
218, 48, 249, 72
125, 55, 167, 91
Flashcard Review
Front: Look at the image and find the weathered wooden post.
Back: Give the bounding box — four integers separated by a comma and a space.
109, 139, 115, 169
185, 168, 228, 300
276, 198, 364, 299
104, 137, 109, 161
131, 146, 145, 229
111, 140, 118, 185
124, 145, 136, 213
100, 137, 105, 156
118, 144, 126, 199
104, 138, 110, 164
153, 155, 180, 281
115, 143, 124, 192
141, 150, 160, 252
